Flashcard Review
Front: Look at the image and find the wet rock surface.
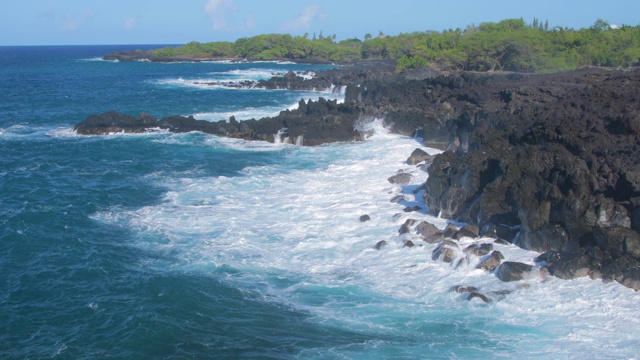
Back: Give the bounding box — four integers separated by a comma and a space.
495, 261, 537, 282
477, 251, 505, 272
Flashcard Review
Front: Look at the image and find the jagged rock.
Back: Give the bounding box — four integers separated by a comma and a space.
454, 256, 470, 269
594, 227, 640, 259
495, 261, 536, 282
403, 205, 422, 212
390, 195, 406, 203
359, 214, 371, 222
75, 97, 361, 145
480, 223, 518, 242
442, 223, 458, 238
495, 224, 519, 243
467, 292, 491, 303
449, 285, 479, 293
399, 219, 416, 235
432, 240, 459, 263
73, 111, 159, 135
534, 251, 560, 267
423, 234, 445, 244
620, 266, 640, 291
550, 254, 591, 279
453, 224, 480, 240
407, 148, 434, 165
477, 250, 504, 272
464, 243, 493, 256
375, 240, 388, 250
404, 240, 415, 247
388, 172, 413, 186
415, 221, 441, 244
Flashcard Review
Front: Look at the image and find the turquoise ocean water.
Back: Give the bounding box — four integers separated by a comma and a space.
1, 45, 639, 359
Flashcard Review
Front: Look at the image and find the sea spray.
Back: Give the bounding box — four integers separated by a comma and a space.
92, 129, 640, 358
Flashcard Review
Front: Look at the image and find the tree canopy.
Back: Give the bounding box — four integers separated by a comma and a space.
148, 18, 640, 73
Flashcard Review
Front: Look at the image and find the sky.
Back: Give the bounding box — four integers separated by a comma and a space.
1, 0, 639, 46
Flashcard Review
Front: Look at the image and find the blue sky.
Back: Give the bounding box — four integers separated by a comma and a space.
1, 0, 639, 45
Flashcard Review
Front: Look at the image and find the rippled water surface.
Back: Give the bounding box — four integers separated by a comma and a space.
1, 46, 639, 359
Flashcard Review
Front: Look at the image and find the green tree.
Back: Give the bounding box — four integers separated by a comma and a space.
143, 17, 640, 72
396, 55, 428, 70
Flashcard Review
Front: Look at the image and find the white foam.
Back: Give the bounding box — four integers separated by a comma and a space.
251, 60, 297, 65
1, 124, 87, 141
216, 68, 288, 80
192, 91, 345, 122
192, 106, 283, 122
152, 132, 290, 152
153, 67, 312, 91
153, 77, 254, 90
77, 57, 118, 62
91, 126, 640, 358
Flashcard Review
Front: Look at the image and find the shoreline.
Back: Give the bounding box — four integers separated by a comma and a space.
73, 59, 640, 291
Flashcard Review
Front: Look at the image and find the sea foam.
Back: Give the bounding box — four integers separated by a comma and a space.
90, 121, 640, 358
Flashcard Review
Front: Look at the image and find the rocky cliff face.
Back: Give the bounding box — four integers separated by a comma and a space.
366, 68, 640, 289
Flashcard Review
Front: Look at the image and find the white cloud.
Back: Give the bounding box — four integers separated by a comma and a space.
59, 9, 96, 31
204, 0, 236, 30
124, 17, 137, 31
281, 3, 325, 32
241, 15, 256, 31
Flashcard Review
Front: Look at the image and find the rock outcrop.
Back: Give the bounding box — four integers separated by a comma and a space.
74, 98, 361, 146
407, 68, 640, 289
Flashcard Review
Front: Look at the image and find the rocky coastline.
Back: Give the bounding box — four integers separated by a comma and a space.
73, 61, 640, 292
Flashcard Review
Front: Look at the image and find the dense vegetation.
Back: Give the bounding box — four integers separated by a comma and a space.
151, 18, 640, 73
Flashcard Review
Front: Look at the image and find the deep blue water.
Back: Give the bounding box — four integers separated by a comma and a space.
1, 45, 639, 359
0, 45, 351, 359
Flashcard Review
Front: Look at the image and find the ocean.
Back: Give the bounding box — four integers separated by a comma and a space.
1, 45, 639, 359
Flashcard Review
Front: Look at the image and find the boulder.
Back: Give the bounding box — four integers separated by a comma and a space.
467, 292, 491, 303
495, 224, 519, 243
464, 243, 493, 256
453, 224, 480, 240
407, 148, 434, 165
477, 250, 504, 272
442, 223, 459, 238
534, 251, 560, 267
388, 172, 413, 186
359, 214, 371, 222
449, 285, 479, 293
550, 254, 591, 279
620, 266, 640, 291
432, 240, 459, 263
495, 261, 536, 282
594, 227, 640, 259
399, 219, 416, 235
416, 221, 440, 238
374, 240, 387, 250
